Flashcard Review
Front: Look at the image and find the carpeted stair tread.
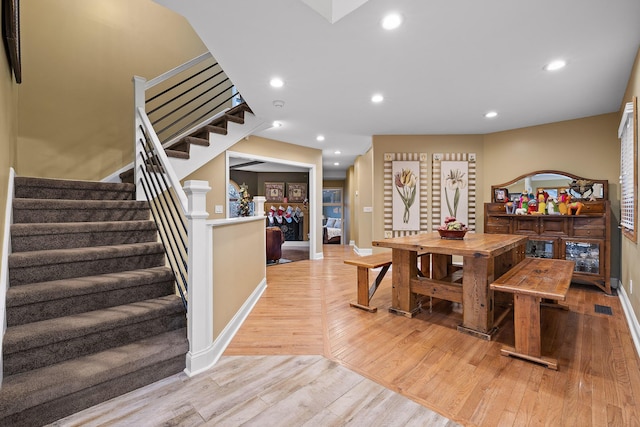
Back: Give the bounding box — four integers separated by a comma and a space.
183, 136, 210, 146
0, 328, 188, 422
13, 198, 150, 223
223, 111, 245, 124
8, 242, 165, 286
203, 124, 227, 135
8, 242, 164, 269
3, 295, 184, 355
11, 220, 158, 252
5, 267, 174, 325
14, 177, 135, 200
6, 266, 173, 307
165, 149, 189, 159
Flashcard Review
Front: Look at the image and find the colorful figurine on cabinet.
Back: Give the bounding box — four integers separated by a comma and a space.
505, 200, 517, 214
557, 190, 569, 215
547, 197, 559, 215
515, 192, 529, 215
568, 200, 584, 215
536, 189, 548, 215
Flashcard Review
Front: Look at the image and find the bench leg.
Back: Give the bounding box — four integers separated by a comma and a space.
501, 293, 558, 370
350, 265, 390, 313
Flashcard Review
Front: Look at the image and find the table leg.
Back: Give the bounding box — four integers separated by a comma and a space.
389, 249, 419, 318
457, 256, 496, 340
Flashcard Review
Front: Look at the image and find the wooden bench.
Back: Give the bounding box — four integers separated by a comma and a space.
490, 257, 575, 370
344, 253, 393, 312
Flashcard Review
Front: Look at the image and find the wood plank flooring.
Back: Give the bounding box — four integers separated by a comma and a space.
226, 245, 640, 427
50, 355, 456, 426
52, 245, 640, 426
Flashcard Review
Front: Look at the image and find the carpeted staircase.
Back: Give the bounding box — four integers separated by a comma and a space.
0, 176, 188, 426
120, 102, 253, 183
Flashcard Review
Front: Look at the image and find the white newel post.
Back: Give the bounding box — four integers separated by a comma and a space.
184, 180, 212, 376
133, 75, 147, 201
253, 196, 266, 216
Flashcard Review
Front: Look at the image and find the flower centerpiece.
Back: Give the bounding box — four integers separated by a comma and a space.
437, 216, 468, 239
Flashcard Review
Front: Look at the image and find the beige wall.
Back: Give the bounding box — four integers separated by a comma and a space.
485, 114, 621, 279
345, 165, 355, 245
17, 0, 206, 181
371, 135, 485, 248
369, 118, 618, 245
353, 148, 373, 252
619, 47, 640, 322
184, 135, 324, 256
211, 219, 265, 338
1, 44, 18, 268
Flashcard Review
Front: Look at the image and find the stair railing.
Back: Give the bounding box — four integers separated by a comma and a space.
135, 117, 188, 308
133, 52, 245, 310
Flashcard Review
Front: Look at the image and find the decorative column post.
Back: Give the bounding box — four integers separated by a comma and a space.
253, 196, 266, 216
133, 76, 147, 201
183, 180, 212, 376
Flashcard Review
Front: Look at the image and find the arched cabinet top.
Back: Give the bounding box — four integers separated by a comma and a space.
490, 170, 608, 203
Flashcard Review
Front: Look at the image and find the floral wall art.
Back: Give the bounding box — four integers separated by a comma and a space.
392, 161, 420, 231
432, 153, 476, 231
384, 153, 428, 237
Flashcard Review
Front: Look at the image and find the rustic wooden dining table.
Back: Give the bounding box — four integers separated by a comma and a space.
372, 232, 527, 340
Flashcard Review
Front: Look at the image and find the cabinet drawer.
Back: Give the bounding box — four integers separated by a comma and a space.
580, 203, 606, 214
513, 217, 538, 235
540, 217, 568, 235
573, 228, 605, 238
486, 224, 510, 234
573, 216, 605, 228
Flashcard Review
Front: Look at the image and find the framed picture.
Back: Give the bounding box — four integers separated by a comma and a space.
4, 0, 22, 83
264, 182, 284, 202
494, 188, 508, 203
287, 183, 307, 203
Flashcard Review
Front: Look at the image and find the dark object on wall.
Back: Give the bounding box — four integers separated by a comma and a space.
3, 0, 21, 83
287, 183, 307, 203
265, 182, 285, 202
266, 226, 284, 263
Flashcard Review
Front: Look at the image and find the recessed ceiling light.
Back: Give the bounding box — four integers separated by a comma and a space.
272, 121, 282, 127
334, 162, 340, 166
334, 150, 341, 155
544, 60, 566, 71
382, 13, 402, 30
484, 111, 498, 118
316, 135, 325, 142
371, 94, 384, 103
273, 100, 285, 108
270, 78, 284, 88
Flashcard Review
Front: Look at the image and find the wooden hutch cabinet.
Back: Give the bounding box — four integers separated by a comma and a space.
485, 171, 611, 294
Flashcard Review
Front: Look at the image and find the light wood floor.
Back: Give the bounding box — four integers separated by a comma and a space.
226, 245, 640, 426
53, 245, 640, 426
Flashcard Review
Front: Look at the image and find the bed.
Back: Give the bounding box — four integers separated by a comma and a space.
323, 217, 342, 244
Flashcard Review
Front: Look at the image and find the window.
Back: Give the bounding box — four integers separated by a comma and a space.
322, 188, 343, 223
619, 97, 637, 242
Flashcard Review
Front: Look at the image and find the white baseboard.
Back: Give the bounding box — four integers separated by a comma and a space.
349, 240, 355, 246
354, 245, 372, 256
314, 252, 324, 260
618, 284, 640, 359
184, 278, 267, 377
282, 241, 309, 248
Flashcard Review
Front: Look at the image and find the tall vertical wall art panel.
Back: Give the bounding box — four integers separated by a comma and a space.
392, 160, 420, 231
384, 153, 428, 238
432, 153, 476, 231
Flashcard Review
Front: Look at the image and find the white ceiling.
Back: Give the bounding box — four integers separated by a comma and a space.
158, 0, 640, 178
